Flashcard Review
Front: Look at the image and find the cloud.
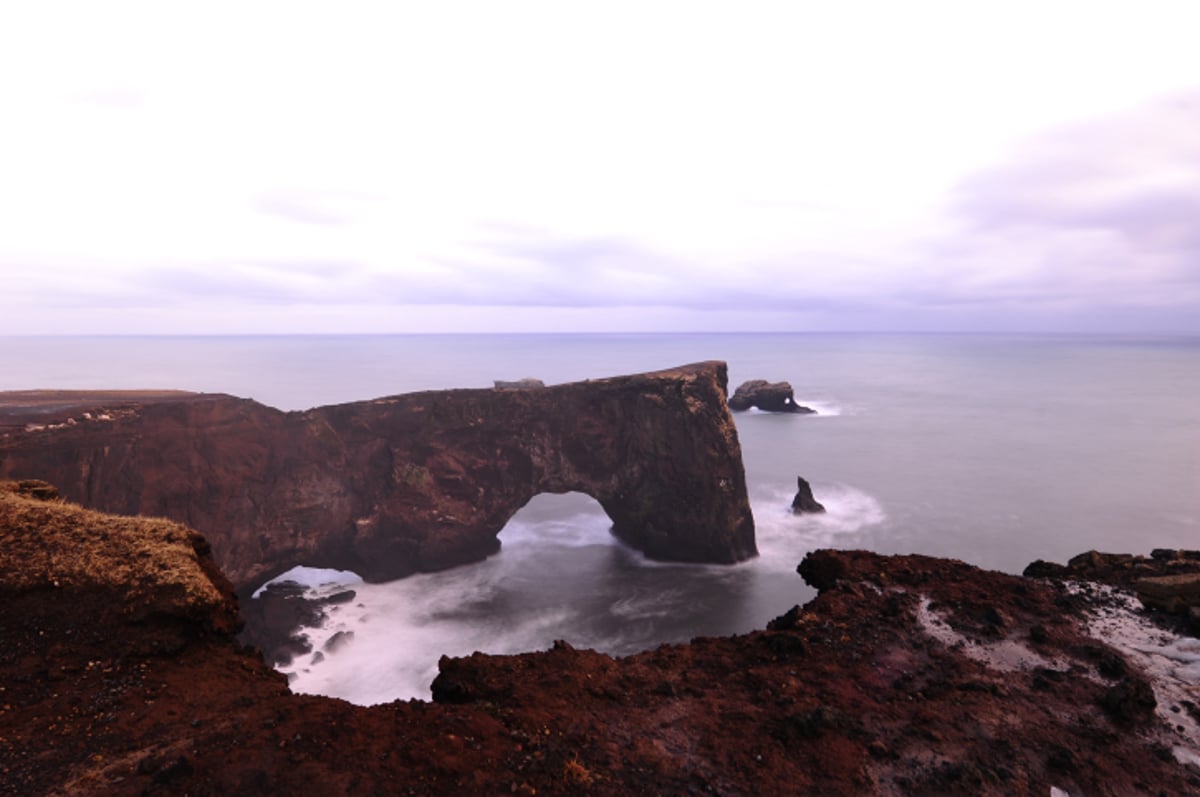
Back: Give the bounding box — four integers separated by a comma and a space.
3, 3, 1200, 334
940, 90, 1200, 311
254, 190, 385, 227
71, 86, 146, 109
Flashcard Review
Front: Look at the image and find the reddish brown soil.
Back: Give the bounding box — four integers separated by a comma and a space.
3, 484, 1199, 795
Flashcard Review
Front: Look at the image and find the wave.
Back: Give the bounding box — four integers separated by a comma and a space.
610, 587, 689, 621
500, 510, 614, 549
751, 482, 886, 572
264, 483, 886, 704
279, 561, 579, 704
251, 565, 363, 598
499, 492, 615, 549
795, 399, 845, 417
741, 399, 846, 416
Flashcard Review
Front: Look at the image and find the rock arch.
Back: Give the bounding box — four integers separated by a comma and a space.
0, 362, 757, 591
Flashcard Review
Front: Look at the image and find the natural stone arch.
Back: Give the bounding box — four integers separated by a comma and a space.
0, 362, 757, 592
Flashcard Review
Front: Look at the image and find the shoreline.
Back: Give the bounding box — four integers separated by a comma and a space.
3, 480, 1199, 794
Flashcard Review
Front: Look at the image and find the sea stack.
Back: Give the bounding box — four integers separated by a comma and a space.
791, 476, 826, 514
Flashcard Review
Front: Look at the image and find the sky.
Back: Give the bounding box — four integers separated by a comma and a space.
2, 2, 1199, 335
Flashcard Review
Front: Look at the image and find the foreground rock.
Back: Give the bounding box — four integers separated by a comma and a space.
3, 485, 1198, 796
0, 362, 754, 592
728, 379, 815, 413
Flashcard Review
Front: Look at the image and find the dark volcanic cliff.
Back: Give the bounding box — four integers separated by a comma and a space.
0, 362, 755, 591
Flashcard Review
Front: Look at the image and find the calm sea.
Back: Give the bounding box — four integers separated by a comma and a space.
5, 333, 1199, 703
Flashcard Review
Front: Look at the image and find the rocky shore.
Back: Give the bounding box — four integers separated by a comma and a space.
4, 480, 1199, 795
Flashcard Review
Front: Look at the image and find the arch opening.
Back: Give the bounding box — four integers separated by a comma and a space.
498, 491, 616, 552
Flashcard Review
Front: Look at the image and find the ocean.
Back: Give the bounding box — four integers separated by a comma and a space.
5, 333, 1199, 704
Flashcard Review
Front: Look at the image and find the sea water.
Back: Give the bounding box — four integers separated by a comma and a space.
4, 333, 1199, 703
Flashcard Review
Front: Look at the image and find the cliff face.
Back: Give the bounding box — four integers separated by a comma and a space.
0, 362, 755, 591
4, 483, 1197, 796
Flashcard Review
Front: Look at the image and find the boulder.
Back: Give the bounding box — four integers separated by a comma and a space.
728, 380, 814, 413
1135, 573, 1200, 614
791, 476, 826, 514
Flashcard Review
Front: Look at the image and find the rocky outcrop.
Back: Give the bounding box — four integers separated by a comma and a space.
1136, 574, 1200, 615
1035, 550, 1200, 623
0, 362, 755, 591
728, 379, 814, 413
5, 487, 1198, 796
791, 475, 826, 514
1024, 549, 1200, 590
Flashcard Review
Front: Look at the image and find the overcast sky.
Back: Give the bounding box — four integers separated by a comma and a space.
3, 2, 1199, 334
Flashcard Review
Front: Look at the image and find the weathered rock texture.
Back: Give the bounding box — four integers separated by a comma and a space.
728, 379, 815, 413
1025, 549, 1200, 592
5, 485, 1199, 796
1136, 574, 1200, 615
0, 362, 755, 591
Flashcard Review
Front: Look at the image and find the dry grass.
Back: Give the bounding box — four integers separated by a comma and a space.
0, 480, 232, 626
562, 754, 597, 787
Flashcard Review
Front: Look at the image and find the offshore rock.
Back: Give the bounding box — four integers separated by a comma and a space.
0, 362, 755, 591
727, 379, 815, 413
791, 475, 826, 514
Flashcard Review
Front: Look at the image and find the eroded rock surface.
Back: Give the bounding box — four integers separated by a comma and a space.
4, 487, 1198, 796
0, 362, 755, 591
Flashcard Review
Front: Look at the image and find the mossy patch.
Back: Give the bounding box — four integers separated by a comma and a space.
0, 480, 235, 630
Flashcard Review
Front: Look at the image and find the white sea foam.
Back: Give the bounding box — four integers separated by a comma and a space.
1080, 584, 1200, 764
251, 565, 363, 598
742, 399, 844, 416
279, 559, 578, 704
499, 509, 614, 549
268, 487, 886, 705
751, 483, 886, 572
610, 587, 688, 620
795, 399, 844, 417
917, 596, 1069, 673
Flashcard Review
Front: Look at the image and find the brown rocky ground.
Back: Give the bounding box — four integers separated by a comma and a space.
3, 481, 1199, 795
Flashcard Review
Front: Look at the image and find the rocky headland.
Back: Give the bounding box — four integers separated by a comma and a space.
0, 363, 754, 593
3, 480, 1200, 795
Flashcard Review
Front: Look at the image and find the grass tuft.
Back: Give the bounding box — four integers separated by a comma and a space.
0, 480, 235, 628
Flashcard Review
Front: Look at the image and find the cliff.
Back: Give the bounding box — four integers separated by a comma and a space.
3, 483, 1198, 795
0, 362, 755, 591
